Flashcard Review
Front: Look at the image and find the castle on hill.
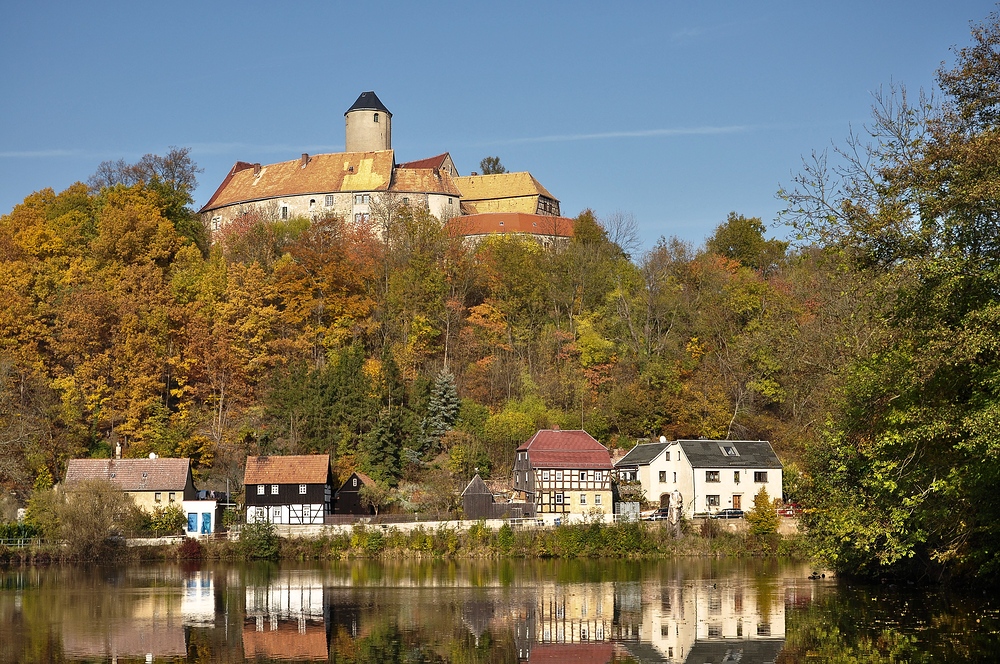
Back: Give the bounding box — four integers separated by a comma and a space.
199, 91, 574, 245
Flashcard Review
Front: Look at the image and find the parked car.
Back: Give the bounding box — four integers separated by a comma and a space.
644, 508, 671, 521
777, 502, 803, 517
711, 508, 744, 519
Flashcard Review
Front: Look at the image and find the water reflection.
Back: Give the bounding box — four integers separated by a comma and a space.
0, 559, 995, 663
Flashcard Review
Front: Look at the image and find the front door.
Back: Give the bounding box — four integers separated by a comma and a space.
732, 495, 742, 510
660, 493, 670, 509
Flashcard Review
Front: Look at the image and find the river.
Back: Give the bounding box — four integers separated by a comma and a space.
0, 558, 996, 662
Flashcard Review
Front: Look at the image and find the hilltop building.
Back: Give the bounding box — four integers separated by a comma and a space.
199, 91, 572, 243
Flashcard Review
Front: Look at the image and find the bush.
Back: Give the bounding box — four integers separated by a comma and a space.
150, 505, 186, 537
239, 520, 279, 560
178, 537, 203, 559
497, 523, 514, 554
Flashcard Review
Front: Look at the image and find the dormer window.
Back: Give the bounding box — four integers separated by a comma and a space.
721, 445, 739, 457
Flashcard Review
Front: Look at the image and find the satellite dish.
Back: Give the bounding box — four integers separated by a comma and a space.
659, 435, 667, 444
149, 452, 157, 459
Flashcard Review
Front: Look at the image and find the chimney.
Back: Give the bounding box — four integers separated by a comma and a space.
552, 425, 560, 431
253, 163, 261, 176
300, 153, 309, 167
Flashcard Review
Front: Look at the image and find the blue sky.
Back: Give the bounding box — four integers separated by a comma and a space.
1, 1, 994, 249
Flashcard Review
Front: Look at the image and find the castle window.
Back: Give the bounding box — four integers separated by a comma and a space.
325, 195, 334, 206
448, 197, 453, 204
281, 206, 288, 220
374, 113, 379, 123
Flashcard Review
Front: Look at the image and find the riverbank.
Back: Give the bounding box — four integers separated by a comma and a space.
0, 518, 810, 565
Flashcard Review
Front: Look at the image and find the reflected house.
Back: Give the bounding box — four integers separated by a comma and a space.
244, 570, 328, 661
181, 570, 216, 626
637, 579, 785, 663
62, 578, 190, 661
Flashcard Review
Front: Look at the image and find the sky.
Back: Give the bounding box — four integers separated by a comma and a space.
1, 1, 995, 250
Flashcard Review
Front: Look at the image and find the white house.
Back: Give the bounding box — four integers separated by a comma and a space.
615, 439, 783, 518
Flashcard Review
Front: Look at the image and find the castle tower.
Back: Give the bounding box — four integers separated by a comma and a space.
345, 91, 392, 152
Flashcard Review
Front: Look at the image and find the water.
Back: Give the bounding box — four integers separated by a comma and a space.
0, 558, 996, 662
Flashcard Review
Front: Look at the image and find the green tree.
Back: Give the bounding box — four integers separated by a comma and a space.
705, 212, 787, 273
784, 11, 1000, 581
479, 156, 506, 175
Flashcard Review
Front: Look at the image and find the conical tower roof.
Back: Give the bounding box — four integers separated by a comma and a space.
345, 91, 391, 116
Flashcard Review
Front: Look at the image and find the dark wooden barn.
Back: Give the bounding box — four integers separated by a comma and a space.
334, 472, 376, 515
461, 474, 534, 520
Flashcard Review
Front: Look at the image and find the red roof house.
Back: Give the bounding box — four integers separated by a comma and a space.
512, 430, 613, 516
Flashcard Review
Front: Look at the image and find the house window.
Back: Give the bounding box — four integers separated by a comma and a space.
353, 478, 358, 487
155, 492, 162, 503
555, 493, 563, 504
281, 206, 288, 220
325, 194, 334, 206
580, 471, 586, 481
169, 492, 176, 503
706, 471, 720, 482
354, 212, 370, 223
299, 484, 307, 494
673, 472, 677, 483
754, 471, 768, 483
543, 470, 550, 481
402, 197, 409, 205
595, 494, 602, 505
257, 485, 264, 495
721, 445, 739, 456
448, 197, 453, 204
580, 494, 587, 505
659, 471, 667, 483
309, 199, 315, 209
707, 495, 720, 507
373, 112, 379, 123
271, 485, 279, 495
665, 451, 670, 461
735, 471, 741, 484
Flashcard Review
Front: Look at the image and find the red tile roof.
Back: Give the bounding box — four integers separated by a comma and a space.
397, 153, 451, 170
63, 458, 192, 492
242, 623, 328, 660
446, 213, 574, 238
244, 455, 331, 485
517, 430, 612, 469
527, 643, 614, 663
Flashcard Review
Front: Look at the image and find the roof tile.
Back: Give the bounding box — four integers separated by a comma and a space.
64, 458, 191, 492
244, 455, 331, 485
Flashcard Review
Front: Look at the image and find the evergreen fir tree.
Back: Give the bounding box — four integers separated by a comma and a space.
422, 370, 459, 453
360, 408, 403, 486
